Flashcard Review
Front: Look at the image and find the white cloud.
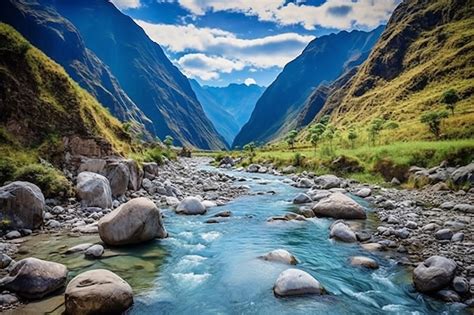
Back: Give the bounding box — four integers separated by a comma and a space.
173, 0, 399, 30
135, 20, 314, 79
244, 78, 256, 85
176, 53, 246, 80
110, 0, 141, 10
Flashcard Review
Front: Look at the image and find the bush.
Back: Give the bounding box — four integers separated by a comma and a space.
372, 158, 410, 182
0, 158, 16, 185
14, 164, 74, 198
328, 155, 364, 174
293, 153, 304, 167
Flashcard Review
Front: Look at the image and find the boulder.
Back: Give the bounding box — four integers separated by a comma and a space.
176, 197, 206, 215
104, 162, 130, 197
0, 257, 67, 299
350, 256, 379, 269
297, 178, 313, 188
292, 193, 312, 204
65, 269, 133, 315
312, 193, 366, 219
260, 249, 297, 265
314, 175, 341, 189
98, 197, 167, 246
329, 221, 357, 243
84, 245, 104, 259
125, 159, 143, 191
354, 188, 371, 198
452, 204, 474, 214
65, 243, 93, 254
142, 162, 159, 179
247, 164, 260, 173
452, 276, 469, 294
450, 163, 473, 186
282, 165, 296, 174
0, 181, 45, 229
434, 229, 453, 240
413, 256, 456, 292
0, 254, 13, 269
273, 269, 324, 297
76, 172, 112, 209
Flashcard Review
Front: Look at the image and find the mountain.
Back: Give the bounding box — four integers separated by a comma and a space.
313, 0, 474, 140
190, 80, 265, 146
0, 22, 131, 161
0, 0, 151, 138
46, 0, 227, 150
233, 26, 384, 147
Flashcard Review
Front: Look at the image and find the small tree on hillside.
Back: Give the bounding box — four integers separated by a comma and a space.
441, 89, 460, 115
286, 130, 298, 150
164, 135, 174, 149
347, 128, 358, 149
307, 123, 326, 154
322, 125, 336, 153
420, 110, 449, 138
368, 118, 384, 146
243, 142, 256, 153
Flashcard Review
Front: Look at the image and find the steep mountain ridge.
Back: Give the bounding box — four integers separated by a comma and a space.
0, 23, 131, 160
312, 0, 474, 140
233, 26, 384, 147
47, 0, 227, 150
190, 80, 265, 145
0, 0, 151, 138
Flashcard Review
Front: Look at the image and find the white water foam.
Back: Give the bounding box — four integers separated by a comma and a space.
176, 255, 208, 269
200, 231, 222, 242
172, 272, 211, 287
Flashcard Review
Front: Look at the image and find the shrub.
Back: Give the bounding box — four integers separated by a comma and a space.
372, 158, 409, 182
14, 164, 74, 198
328, 155, 364, 174
293, 152, 304, 167
0, 158, 16, 185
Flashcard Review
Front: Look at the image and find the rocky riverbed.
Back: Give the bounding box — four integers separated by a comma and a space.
0, 156, 473, 312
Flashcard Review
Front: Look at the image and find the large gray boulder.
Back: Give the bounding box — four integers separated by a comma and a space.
314, 175, 341, 189
76, 172, 113, 209
273, 269, 325, 297
292, 193, 312, 204
312, 193, 366, 219
329, 221, 357, 243
176, 197, 206, 215
65, 269, 133, 315
450, 163, 473, 186
104, 162, 130, 197
260, 249, 297, 265
0, 181, 45, 229
0, 257, 67, 299
413, 256, 456, 292
98, 197, 167, 246
125, 159, 143, 191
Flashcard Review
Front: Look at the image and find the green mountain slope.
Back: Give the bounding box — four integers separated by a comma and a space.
0, 23, 131, 161
313, 0, 474, 140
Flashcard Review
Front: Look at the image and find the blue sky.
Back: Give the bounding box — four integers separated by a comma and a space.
111, 0, 399, 87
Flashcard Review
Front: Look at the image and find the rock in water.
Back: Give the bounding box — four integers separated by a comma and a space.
84, 245, 104, 259
413, 256, 456, 292
314, 175, 341, 189
76, 172, 112, 209
329, 221, 357, 243
0, 257, 67, 299
293, 193, 312, 204
65, 269, 133, 315
176, 197, 206, 215
350, 256, 379, 269
273, 269, 324, 297
312, 193, 366, 219
260, 249, 297, 265
98, 197, 167, 246
0, 181, 45, 229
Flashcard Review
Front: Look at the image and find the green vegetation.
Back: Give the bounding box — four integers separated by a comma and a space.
441, 88, 460, 115
420, 110, 449, 138
163, 135, 174, 149
14, 164, 74, 198
285, 130, 298, 150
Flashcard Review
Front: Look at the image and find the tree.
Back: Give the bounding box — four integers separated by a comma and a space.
285, 130, 298, 150
368, 118, 384, 146
347, 128, 358, 149
420, 110, 449, 138
323, 124, 336, 153
243, 142, 256, 153
320, 115, 330, 126
164, 135, 174, 149
441, 89, 460, 115
307, 123, 326, 154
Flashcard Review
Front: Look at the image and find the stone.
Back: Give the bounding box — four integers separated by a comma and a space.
5, 231, 21, 239
201, 200, 217, 208
450, 163, 473, 186
413, 256, 456, 292
292, 193, 312, 204
76, 172, 112, 209
0, 257, 67, 299
355, 231, 371, 242
330, 221, 357, 243
312, 193, 366, 219
260, 249, 297, 265
451, 232, 464, 242
434, 229, 453, 240
273, 269, 324, 297
0, 181, 45, 229
386, 215, 399, 224
452, 204, 474, 214
213, 211, 232, 217
78, 158, 106, 174
361, 243, 384, 251
354, 188, 371, 198
99, 197, 167, 246
125, 159, 143, 191
176, 197, 206, 215
165, 196, 180, 206
51, 206, 64, 215
452, 276, 469, 294
46, 219, 61, 229
0, 293, 18, 305
390, 177, 401, 185
247, 164, 260, 173
297, 178, 313, 188
282, 165, 296, 174
84, 245, 104, 259
434, 289, 460, 302
65, 269, 133, 315
314, 175, 341, 189
0, 253, 13, 268
350, 256, 379, 269
405, 221, 418, 229
65, 243, 93, 254
105, 162, 130, 197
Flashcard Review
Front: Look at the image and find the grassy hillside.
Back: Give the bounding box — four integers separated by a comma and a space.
308, 0, 474, 142
0, 22, 133, 182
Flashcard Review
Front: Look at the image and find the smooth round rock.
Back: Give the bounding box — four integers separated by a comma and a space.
350, 256, 379, 269
312, 193, 366, 219
273, 269, 324, 297
76, 172, 113, 209
84, 245, 104, 259
413, 256, 456, 292
330, 221, 357, 243
293, 193, 312, 204
65, 269, 133, 315
260, 249, 297, 265
176, 197, 206, 215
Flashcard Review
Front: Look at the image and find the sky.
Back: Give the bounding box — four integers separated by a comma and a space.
110, 0, 400, 87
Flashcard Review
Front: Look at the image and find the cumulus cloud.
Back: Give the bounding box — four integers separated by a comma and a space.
135, 20, 313, 79
176, 53, 246, 80
244, 78, 256, 85
173, 0, 399, 30
110, 0, 141, 10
